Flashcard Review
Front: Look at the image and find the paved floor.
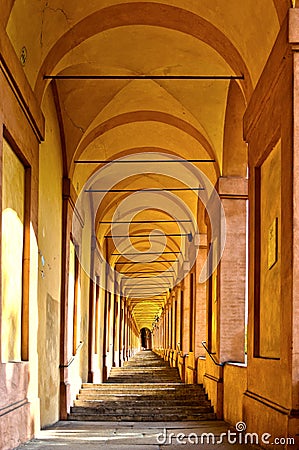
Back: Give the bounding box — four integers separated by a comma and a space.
17, 420, 261, 449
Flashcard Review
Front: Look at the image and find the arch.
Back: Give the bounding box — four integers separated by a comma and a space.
140, 327, 152, 349
273, 0, 293, 25
0, 0, 15, 28
73, 144, 219, 212
222, 80, 247, 177
71, 111, 220, 177
34, 2, 253, 102
105, 235, 182, 261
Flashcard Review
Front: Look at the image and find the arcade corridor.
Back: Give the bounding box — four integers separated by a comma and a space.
18, 352, 258, 449
0, 1, 299, 449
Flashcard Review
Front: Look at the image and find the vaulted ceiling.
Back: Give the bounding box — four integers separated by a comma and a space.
4, 0, 289, 330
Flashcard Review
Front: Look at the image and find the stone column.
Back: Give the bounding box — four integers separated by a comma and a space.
112, 289, 121, 367
87, 277, 95, 382
202, 177, 247, 418
162, 308, 166, 352
88, 235, 96, 382
164, 305, 168, 350
176, 285, 182, 352
195, 234, 207, 357
168, 299, 172, 349
102, 288, 108, 382
102, 241, 111, 381
171, 291, 177, 349
217, 177, 247, 363
289, 13, 299, 439
128, 305, 134, 357
119, 297, 124, 366
123, 301, 128, 361
59, 178, 83, 418
127, 306, 131, 358
181, 275, 190, 355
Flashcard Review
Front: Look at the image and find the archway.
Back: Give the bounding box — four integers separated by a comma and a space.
140, 327, 152, 350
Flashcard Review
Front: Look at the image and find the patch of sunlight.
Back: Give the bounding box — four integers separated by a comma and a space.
106, 434, 144, 441
38, 436, 109, 441
5, 361, 17, 389
1, 207, 24, 362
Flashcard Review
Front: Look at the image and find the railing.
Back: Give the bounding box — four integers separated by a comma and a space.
201, 341, 224, 367
59, 341, 84, 368
201, 341, 245, 367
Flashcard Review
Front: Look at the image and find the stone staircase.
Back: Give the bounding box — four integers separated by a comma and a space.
68, 350, 216, 421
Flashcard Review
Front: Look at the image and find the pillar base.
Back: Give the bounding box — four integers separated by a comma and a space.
178, 353, 186, 382
203, 370, 223, 419
88, 370, 94, 383
243, 391, 299, 449
59, 380, 71, 420
102, 365, 108, 382
186, 353, 197, 384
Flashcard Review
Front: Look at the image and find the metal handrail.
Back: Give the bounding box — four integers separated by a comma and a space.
201, 341, 245, 367
201, 341, 224, 367
59, 341, 84, 368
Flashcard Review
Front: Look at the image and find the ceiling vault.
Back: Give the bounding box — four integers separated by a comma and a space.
6, 0, 284, 331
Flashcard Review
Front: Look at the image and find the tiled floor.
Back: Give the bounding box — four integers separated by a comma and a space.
17, 420, 261, 449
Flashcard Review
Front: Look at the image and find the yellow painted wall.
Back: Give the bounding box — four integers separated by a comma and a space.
223, 364, 247, 426
38, 87, 63, 427
197, 357, 206, 384
211, 269, 218, 354
68, 237, 86, 404
1, 139, 25, 362
259, 141, 281, 358
68, 240, 76, 357
78, 205, 92, 384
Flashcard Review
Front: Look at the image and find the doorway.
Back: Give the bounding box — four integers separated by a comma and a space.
140, 327, 152, 350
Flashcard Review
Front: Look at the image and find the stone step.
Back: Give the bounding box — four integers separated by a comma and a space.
82, 382, 186, 388
80, 386, 207, 395
109, 367, 179, 371
124, 362, 166, 366
110, 366, 178, 370
80, 386, 206, 395
69, 407, 216, 421
107, 372, 180, 377
72, 404, 213, 413
68, 350, 215, 423
106, 374, 180, 378
108, 372, 179, 377
78, 393, 207, 400
79, 388, 206, 396
82, 383, 204, 389
108, 368, 180, 374
108, 374, 180, 378
74, 398, 211, 407
104, 379, 180, 383
109, 370, 176, 374
78, 393, 208, 401
69, 412, 216, 422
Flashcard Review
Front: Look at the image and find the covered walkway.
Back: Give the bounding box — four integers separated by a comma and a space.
68, 350, 215, 421
0, 1, 299, 450
18, 353, 259, 449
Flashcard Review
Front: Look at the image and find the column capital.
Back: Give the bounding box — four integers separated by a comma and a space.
178, 281, 185, 291
289, 8, 299, 46
196, 233, 207, 249
164, 301, 171, 310
217, 176, 248, 199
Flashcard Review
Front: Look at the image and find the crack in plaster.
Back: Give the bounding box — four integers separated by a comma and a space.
40, 2, 71, 51
64, 107, 85, 134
